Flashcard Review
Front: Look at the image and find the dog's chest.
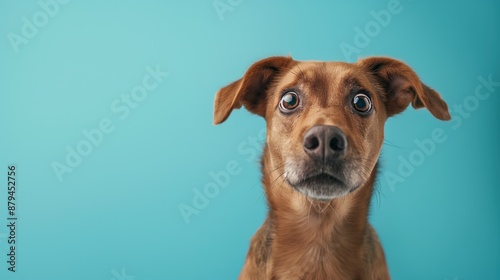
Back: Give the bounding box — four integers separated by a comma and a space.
270, 244, 362, 280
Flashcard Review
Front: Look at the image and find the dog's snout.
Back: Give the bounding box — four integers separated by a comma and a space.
303, 126, 347, 162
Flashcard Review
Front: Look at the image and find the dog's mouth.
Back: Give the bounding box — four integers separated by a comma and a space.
299, 173, 343, 187
287, 171, 353, 201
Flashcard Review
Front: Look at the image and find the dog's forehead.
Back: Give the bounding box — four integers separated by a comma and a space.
277, 61, 369, 104
280, 61, 367, 92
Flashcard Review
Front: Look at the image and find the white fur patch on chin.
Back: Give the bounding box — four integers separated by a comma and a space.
295, 186, 350, 201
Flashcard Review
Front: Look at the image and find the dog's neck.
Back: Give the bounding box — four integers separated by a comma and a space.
261, 148, 377, 278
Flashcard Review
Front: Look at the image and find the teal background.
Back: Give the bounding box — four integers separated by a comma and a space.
0, 0, 499, 279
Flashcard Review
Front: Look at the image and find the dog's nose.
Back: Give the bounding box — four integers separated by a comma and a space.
303, 125, 347, 162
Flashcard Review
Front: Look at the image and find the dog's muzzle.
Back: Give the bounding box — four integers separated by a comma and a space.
286, 125, 356, 200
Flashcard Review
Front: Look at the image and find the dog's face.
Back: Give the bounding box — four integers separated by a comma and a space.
264, 61, 387, 200
214, 57, 450, 201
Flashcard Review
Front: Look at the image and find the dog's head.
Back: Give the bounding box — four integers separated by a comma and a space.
214, 56, 450, 201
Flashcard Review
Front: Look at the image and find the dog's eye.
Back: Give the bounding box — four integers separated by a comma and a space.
352, 93, 372, 113
279, 91, 300, 113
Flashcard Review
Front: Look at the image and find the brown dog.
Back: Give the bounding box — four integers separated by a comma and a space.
213, 56, 450, 280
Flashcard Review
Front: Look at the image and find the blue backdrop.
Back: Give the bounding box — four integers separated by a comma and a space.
0, 0, 499, 279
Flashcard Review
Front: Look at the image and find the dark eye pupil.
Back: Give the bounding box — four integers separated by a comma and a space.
283, 94, 297, 107
279, 91, 300, 113
280, 92, 300, 111
353, 94, 371, 112
355, 97, 367, 109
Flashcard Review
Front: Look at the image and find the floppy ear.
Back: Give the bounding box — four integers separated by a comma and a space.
213, 56, 295, 124
358, 57, 451, 120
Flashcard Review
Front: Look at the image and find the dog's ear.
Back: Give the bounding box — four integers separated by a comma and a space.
358, 57, 451, 120
213, 56, 295, 124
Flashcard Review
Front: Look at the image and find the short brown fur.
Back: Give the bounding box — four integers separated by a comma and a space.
214, 56, 450, 280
